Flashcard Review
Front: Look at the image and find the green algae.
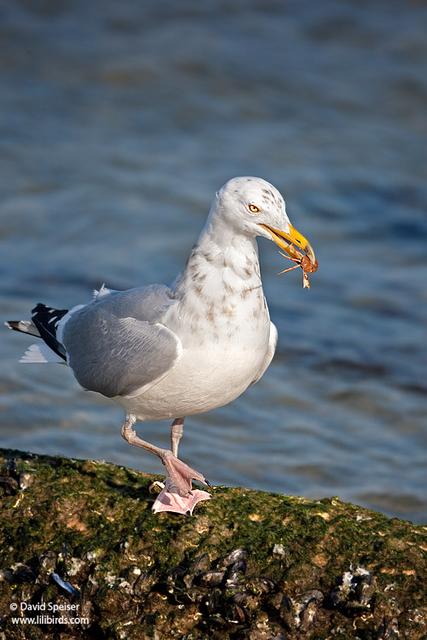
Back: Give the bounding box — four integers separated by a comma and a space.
0, 448, 426, 639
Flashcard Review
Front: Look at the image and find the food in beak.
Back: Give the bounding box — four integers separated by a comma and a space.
259, 223, 318, 289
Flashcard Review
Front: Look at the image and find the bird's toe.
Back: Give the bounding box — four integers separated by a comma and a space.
161, 451, 209, 496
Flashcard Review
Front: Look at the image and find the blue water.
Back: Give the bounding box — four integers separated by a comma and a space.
1, 0, 426, 522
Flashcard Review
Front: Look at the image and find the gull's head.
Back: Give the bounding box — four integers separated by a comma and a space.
214, 176, 316, 266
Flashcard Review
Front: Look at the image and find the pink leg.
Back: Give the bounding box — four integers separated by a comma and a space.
171, 417, 184, 457
121, 414, 210, 499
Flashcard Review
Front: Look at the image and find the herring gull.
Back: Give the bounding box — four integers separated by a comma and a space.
6, 177, 317, 514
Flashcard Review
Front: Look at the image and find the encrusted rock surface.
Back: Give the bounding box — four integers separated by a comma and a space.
0, 448, 425, 639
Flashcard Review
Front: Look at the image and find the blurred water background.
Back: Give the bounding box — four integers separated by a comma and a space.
1, 0, 426, 522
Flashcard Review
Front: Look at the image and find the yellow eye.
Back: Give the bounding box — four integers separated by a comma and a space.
248, 204, 260, 214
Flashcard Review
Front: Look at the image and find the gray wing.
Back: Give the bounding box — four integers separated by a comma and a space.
62, 284, 181, 398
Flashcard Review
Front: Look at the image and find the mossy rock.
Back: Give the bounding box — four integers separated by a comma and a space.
0, 448, 425, 639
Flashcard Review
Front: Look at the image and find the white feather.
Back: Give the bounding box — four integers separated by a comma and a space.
93, 283, 112, 300
20, 343, 64, 364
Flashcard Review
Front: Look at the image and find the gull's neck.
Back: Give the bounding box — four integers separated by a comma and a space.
167, 210, 270, 345
173, 213, 263, 301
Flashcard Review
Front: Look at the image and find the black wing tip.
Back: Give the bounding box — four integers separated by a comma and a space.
5, 320, 42, 339
31, 302, 50, 315
31, 303, 69, 317
5, 321, 26, 333
30, 303, 69, 361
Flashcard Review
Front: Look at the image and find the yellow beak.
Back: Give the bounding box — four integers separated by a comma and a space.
259, 223, 316, 266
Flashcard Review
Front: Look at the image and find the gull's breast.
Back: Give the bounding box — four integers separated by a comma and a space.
119, 281, 271, 420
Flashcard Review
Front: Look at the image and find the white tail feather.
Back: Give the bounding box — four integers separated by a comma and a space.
20, 343, 64, 364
